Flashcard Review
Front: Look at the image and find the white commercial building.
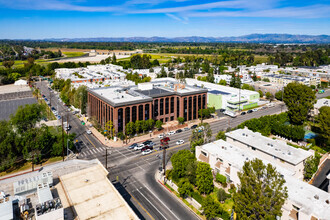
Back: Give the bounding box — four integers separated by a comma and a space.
185, 78, 260, 111
225, 128, 312, 180
196, 130, 329, 220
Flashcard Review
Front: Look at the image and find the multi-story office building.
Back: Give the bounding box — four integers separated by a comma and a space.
87, 79, 208, 133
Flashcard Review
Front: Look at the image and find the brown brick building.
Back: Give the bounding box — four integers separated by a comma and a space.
87, 79, 208, 134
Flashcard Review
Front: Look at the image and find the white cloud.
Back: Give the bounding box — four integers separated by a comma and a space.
165, 13, 188, 24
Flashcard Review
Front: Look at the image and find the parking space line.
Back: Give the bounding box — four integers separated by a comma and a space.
136, 188, 167, 220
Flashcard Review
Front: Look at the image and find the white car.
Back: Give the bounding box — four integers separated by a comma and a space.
176, 140, 185, 145
134, 144, 144, 151
252, 108, 258, 112
142, 149, 152, 155
158, 134, 164, 139
167, 131, 175, 136
86, 130, 92, 134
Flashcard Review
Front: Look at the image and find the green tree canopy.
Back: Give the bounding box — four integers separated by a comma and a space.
219, 79, 227, 86
155, 120, 163, 130
196, 162, 214, 194
316, 106, 330, 148
215, 130, 226, 141
177, 117, 185, 125
283, 82, 316, 125
258, 90, 263, 98
171, 149, 196, 179
233, 158, 288, 219
201, 195, 223, 220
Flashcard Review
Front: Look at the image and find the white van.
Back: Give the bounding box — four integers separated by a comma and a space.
267, 103, 275, 108
224, 110, 237, 118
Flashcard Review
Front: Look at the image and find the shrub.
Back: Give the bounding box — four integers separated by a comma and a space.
217, 188, 228, 202
191, 191, 204, 204
216, 173, 227, 184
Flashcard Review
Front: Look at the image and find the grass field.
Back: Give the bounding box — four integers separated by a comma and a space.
254, 55, 268, 63
0, 59, 56, 69
63, 52, 85, 57
117, 53, 173, 63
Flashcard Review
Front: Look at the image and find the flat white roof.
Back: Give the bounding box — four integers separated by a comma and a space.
60, 163, 138, 220
225, 128, 313, 165
0, 84, 30, 95
185, 78, 258, 96
199, 140, 330, 219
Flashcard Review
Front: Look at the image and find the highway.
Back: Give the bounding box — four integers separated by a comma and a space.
36, 80, 289, 220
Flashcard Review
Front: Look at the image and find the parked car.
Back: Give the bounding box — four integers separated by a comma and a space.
219, 109, 226, 112
191, 125, 198, 129
143, 140, 155, 146
247, 110, 253, 113
142, 149, 152, 155
167, 131, 175, 135
183, 127, 190, 131
57, 115, 61, 120
252, 108, 258, 112
176, 140, 185, 145
86, 130, 92, 134
241, 112, 246, 115
128, 143, 138, 149
158, 134, 164, 139
176, 129, 182, 133
134, 144, 145, 151
160, 137, 170, 143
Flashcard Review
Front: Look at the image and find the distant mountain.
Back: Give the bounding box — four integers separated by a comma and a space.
44, 34, 330, 43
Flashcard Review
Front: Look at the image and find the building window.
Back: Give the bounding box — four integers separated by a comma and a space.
165, 98, 169, 114
118, 108, 123, 132
188, 97, 192, 121
184, 98, 187, 121
154, 100, 158, 117
160, 98, 164, 115
139, 105, 143, 121
170, 97, 174, 113
193, 96, 197, 119
176, 97, 180, 117
201, 151, 207, 156
145, 104, 149, 120
132, 106, 137, 122
125, 107, 130, 125
217, 158, 223, 162
198, 95, 201, 110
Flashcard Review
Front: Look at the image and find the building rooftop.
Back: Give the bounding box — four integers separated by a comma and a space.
314, 98, 330, 109
185, 78, 258, 96
225, 128, 313, 165
89, 79, 207, 107
60, 163, 139, 220
0, 83, 30, 95
0, 193, 13, 220
198, 139, 330, 219
209, 90, 231, 95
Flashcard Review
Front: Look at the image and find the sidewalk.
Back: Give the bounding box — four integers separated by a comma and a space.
81, 116, 224, 148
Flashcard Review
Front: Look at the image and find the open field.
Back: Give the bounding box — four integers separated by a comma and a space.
63, 51, 86, 57
254, 55, 268, 63
0, 59, 55, 68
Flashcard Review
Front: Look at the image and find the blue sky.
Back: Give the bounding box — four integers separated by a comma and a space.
0, 0, 329, 39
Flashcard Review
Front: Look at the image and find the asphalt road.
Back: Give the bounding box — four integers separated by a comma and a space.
36, 80, 288, 220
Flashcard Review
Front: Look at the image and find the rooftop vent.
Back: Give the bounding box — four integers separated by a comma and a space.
314, 195, 319, 200
326, 200, 329, 204
288, 151, 291, 155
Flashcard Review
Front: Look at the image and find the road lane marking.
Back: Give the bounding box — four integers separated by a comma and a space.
127, 190, 155, 220
144, 186, 180, 220
84, 134, 96, 148
136, 188, 168, 220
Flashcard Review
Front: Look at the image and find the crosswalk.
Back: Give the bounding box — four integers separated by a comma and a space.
79, 146, 108, 157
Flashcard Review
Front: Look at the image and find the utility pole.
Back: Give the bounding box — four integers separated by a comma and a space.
32, 154, 34, 171
62, 117, 64, 161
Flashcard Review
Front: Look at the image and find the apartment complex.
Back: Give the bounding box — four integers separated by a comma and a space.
196, 131, 329, 220
87, 79, 208, 133
225, 128, 312, 179
262, 74, 321, 87
185, 78, 260, 111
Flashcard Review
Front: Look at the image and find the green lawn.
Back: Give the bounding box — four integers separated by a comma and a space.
63, 52, 85, 57
254, 55, 268, 63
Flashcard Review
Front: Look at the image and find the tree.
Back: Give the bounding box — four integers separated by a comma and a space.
155, 120, 163, 130
215, 131, 226, 141
241, 84, 254, 91
217, 188, 229, 202
142, 120, 149, 133
304, 153, 321, 180
316, 106, 330, 148
125, 122, 135, 138
112, 54, 117, 64
178, 179, 193, 198
283, 82, 316, 125
177, 117, 185, 125
171, 149, 195, 178
219, 79, 227, 86
233, 159, 288, 219
135, 120, 142, 133
146, 119, 154, 131
10, 103, 45, 132
3, 60, 15, 68
265, 92, 273, 100
196, 162, 214, 194
201, 196, 222, 220
258, 90, 263, 98
105, 120, 114, 138
9, 72, 21, 81
275, 90, 283, 101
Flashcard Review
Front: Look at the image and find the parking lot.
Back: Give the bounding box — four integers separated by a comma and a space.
0, 97, 37, 120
